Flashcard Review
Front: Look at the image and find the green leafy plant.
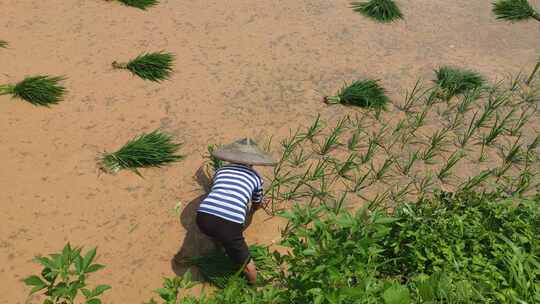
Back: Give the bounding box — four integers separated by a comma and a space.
108, 0, 158, 10
206, 144, 224, 172
493, 0, 540, 22
23, 244, 110, 304
434, 66, 485, 100
113, 51, 174, 82
0, 40, 7, 48
324, 79, 389, 109
0, 75, 66, 106
144, 272, 197, 304
350, 0, 403, 23
99, 130, 183, 175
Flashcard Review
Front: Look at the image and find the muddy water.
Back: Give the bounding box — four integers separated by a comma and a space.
1, 0, 539, 303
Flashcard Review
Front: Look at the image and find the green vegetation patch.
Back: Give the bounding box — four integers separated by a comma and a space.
325, 79, 389, 109
351, 0, 403, 23
116, 0, 159, 10
100, 130, 183, 175
434, 66, 485, 100
113, 51, 174, 82
0, 75, 66, 106
493, 0, 540, 22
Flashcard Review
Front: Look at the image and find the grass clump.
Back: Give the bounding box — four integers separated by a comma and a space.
100, 130, 183, 175
350, 0, 403, 23
0, 40, 7, 48
109, 0, 158, 10
324, 79, 389, 110
434, 66, 485, 100
113, 51, 174, 82
493, 0, 540, 22
0, 75, 66, 106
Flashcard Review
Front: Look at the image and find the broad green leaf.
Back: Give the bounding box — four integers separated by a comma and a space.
383, 284, 411, 304
156, 288, 174, 301
83, 247, 97, 270
81, 288, 93, 298
86, 299, 102, 304
86, 264, 105, 273
23, 275, 46, 287
41, 267, 57, 283
374, 217, 399, 224
93, 284, 112, 296
35, 256, 55, 269
75, 255, 83, 274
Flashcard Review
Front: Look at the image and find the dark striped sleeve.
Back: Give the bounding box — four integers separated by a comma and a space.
251, 177, 264, 204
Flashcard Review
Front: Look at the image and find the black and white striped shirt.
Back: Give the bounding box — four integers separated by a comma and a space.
198, 164, 263, 224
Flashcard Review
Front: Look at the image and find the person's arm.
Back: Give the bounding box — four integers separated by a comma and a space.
250, 181, 264, 212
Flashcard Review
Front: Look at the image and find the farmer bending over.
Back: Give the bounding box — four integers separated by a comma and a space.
196, 138, 275, 284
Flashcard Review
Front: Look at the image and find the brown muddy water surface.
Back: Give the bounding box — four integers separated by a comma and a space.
1, 0, 539, 303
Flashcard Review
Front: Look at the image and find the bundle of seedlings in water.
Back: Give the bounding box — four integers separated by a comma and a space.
99, 130, 183, 175
0, 40, 7, 48
493, 0, 540, 22
0, 75, 66, 106
434, 66, 485, 100
324, 79, 389, 110
350, 0, 403, 23
112, 51, 174, 82
107, 0, 158, 10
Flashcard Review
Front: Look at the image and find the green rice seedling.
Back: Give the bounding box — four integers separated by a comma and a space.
502, 137, 525, 166
360, 137, 379, 164
421, 129, 450, 164
437, 150, 464, 183
459, 169, 492, 192
492, 0, 540, 22
414, 173, 434, 197
457, 89, 482, 114
99, 130, 183, 175
324, 79, 389, 110
508, 110, 531, 136
112, 51, 174, 82
0, 40, 7, 48
206, 144, 224, 171
397, 150, 419, 176
109, 0, 159, 10
364, 189, 391, 210
434, 66, 485, 100
350, 0, 403, 23
392, 118, 409, 136
0, 75, 66, 106
349, 168, 373, 193
525, 58, 540, 85
389, 180, 414, 202
301, 114, 323, 141
457, 111, 479, 148
333, 153, 359, 181
348, 129, 364, 151
395, 80, 425, 113
309, 159, 330, 181
370, 158, 394, 183
512, 169, 536, 196
408, 107, 429, 134
482, 109, 515, 147
288, 148, 310, 167
317, 118, 347, 155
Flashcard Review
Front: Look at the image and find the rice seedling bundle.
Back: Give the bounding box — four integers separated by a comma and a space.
0, 75, 66, 106
100, 130, 183, 175
493, 0, 540, 22
112, 51, 174, 82
350, 0, 403, 23
108, 0, 158, 10
434, 66, 485, 100
324, 79, 389, 110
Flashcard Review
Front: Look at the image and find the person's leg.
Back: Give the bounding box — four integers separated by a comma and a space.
243, 259, 257, 284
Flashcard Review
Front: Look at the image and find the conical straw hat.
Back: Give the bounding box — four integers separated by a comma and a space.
212, 138, 276, 166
